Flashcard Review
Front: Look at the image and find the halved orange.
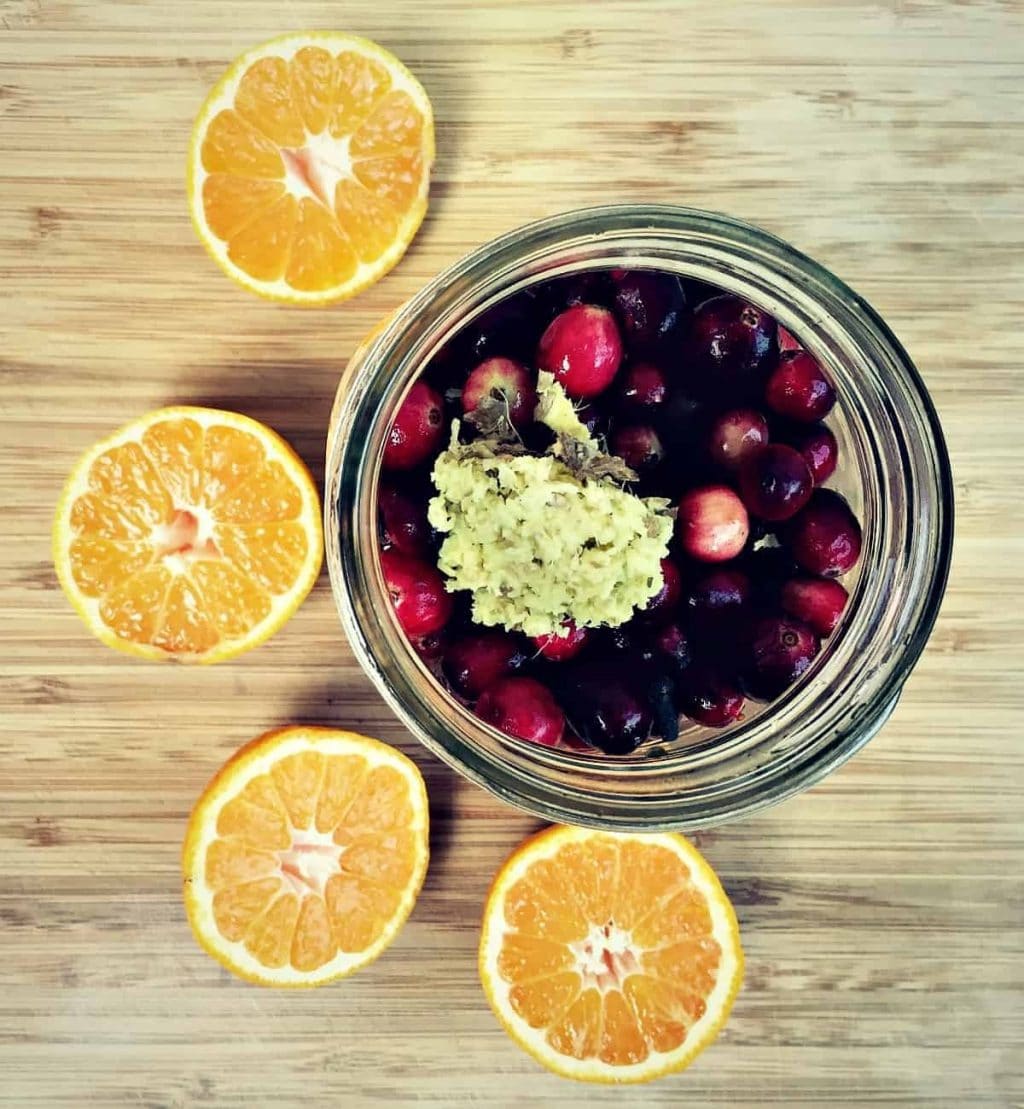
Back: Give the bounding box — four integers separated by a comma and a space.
188, 32, 434, 304
479, 826, 743, 1084
183, 727, 429, 986
53, 407, 322, 663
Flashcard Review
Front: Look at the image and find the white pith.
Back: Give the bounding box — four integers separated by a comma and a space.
186, 731, 428, 986
480, 827, 743, 1083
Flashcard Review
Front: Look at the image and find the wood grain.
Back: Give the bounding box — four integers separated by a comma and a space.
2, 1, 1022, 1105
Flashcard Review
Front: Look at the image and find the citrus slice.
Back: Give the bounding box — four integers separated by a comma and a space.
188, 32, 434, 304
479, 826, 743, 1084
182, 727, 429, 986
53, 407, 323, 663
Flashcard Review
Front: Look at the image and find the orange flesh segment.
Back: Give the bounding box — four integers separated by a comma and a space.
203, 752, 421, 971
196, 46, 427, 291
498, 835, 724, 1066
65, 417, 310, 655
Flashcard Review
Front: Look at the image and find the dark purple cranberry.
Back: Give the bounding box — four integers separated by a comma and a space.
410, 628, 448, 662
785, 489, 862, 577
532, 273, 611, 319
558, 663, 652, 755
780, 577, 849, 636
610, 269, 687, 354
640, 558, 682, 622
684, 569, 751, 633
706, 407, 769, 471
684, 295, 778, 398
788, 423, 838, 485
738, 443, 814, 522
744, 615, 820, 700
588, 624, 636, 656
652, 622, 692, 674
574, 401, 604, 437
743, 543, 798, 612
619, 362, 669, 412
681, 667, 745, 727
378, 481, 432, 557
463, 297, 540, 364
610, 424, 665, 474
442, 631, 528, 700
765, 349, 837, 423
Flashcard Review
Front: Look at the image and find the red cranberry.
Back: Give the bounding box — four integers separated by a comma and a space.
610, 269, 687, 353
461, 357, 537, 428
443, 631, 527, 700
681, 668, 745, 727
610, 424, 664, 474
685, 295, 778, 397
685, 568, 751, 630
777, 324, 802, 353
378, 481, 431, 557
559, 663, 652, 754
533, 620, 589, 662
739, 443, 814, 522
785, 489, 862, 577
781, 577, 849, 636
744, 615, 820, 700
382, 381, 444, 471
707, 407, 769, 471
619, 362, 669, 411
641, 559, 682, 621
677, 485, 749, 562
380, 549, 453, 637
765, 349, 836, 423
476, 676, 565, 747
789, 423, 838, 485
537, 304, 623, 398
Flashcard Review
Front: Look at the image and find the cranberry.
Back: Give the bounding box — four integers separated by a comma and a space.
785, 489, 862, 577
477, 676, 564, 747
383, 381, 445, 471
738, 443, 813, 522
443, 631, 527, 700
681, 668, 745, 727
781, 576, 849, 636
707, 407, 769, 471
685, 295, 778, 397
652, 622, 692, 674
461, 357, 537, 428
610, 424, 664, 474
684, 568, 751, 632
788, 423, 838, 485
533, 620, 589, 662
378, 481, 431, 557
744, 615, 820, 700
531, 273, 610, 322
641, 558, 682, 621
744, 543, 798, 611
619, 362, 669, 412
410, 629, 448, 662
559, 663, 652, 754
765, 349, 836, 423
677, 485, 749, 562
380, 549, 453, 637
610, 269, 687, 353
777, 324, 802, 353
459, 298, 539, 366
537, 304, 623, 398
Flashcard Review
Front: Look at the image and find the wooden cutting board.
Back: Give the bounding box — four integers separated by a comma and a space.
2, 1, 1022, 1105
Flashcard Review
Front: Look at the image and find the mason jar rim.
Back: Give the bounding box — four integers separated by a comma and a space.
326, 204, 954, 831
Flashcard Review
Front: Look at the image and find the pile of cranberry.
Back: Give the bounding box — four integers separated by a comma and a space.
375, 268, 862, 756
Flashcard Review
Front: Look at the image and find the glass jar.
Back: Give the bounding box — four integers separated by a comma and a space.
325, 205, 953, 831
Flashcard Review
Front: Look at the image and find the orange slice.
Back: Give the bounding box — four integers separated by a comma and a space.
479, 826, 743, 1084
52, 407, 322, 663
187, 32, 434, 304
182, 727, 429, 986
